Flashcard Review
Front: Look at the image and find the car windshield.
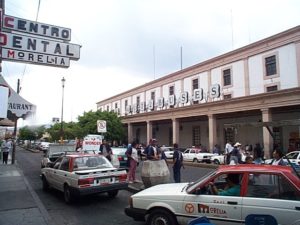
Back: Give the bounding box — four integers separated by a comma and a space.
186, 170, 216, 193
73, 156, 113, 170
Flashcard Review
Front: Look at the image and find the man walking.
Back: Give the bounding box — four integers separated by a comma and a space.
172, 143, 184, 183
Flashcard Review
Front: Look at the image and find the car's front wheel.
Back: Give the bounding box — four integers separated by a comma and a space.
193, 158, 198, 163
146, 208, 177, 225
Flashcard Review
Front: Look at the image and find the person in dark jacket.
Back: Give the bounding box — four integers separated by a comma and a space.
172, 143, 184, 183
99, 140, 112, 161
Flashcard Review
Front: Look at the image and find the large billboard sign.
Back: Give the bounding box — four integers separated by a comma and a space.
0, 10, 81, 68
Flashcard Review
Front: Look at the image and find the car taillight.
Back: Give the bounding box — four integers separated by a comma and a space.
119, 174, 127, 182
78, 178, 94, 187
118, 156, 123, 161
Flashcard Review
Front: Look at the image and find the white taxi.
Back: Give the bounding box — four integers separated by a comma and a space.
41, 153, 128, 203
125, 164, 300, 225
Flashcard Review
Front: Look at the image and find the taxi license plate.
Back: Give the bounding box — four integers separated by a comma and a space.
124, 157, 128, 160
98, 178, 114, 184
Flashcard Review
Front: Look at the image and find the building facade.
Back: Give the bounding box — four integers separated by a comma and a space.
97, 26, 300, 158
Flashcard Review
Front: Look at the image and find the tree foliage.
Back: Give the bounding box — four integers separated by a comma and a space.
45, 111, 125, 143
19, 126, 37, 140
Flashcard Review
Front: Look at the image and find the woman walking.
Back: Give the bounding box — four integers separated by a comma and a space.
126, 141, 139, 183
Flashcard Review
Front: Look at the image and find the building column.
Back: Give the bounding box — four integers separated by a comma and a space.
208, 114, 217, 152
128, 123, 133, 143
262, 108, 273, 159
146, 121, 153, 142
172, 118, 179, 145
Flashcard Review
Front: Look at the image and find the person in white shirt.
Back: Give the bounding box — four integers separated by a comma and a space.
126, 141, 139, 183
224, 140, 233, 164
1, 138, 11, 164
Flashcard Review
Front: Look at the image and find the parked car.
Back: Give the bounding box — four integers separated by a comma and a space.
265, 151, 300, 165
39, 141, 50, 152
41, 143, 76, 168
125, 164, 300, 225
210, 152, 248, 165
182, 147, 214, 163
160, 146, 174, 159
41, 153, 128, 203
111, 147, 128, 168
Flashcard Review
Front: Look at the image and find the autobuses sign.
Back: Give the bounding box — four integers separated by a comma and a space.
0, 10, 81, 68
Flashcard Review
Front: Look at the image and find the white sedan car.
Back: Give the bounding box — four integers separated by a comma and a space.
41, 153, 128, 203
182, 148, 214, 163
160, 146, 174, 159
265, 151, 300, 165
125, 164, 300, 225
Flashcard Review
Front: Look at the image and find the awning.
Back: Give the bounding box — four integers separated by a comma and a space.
0, 75, 36, 119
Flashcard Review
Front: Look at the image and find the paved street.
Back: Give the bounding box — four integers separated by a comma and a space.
13, 146, 214, 225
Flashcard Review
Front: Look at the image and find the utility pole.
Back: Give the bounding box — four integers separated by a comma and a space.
11, 79, 20, 164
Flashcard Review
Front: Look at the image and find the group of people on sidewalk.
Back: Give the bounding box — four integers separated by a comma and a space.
125, 138, 184, 184
0, 137, 12, 164
224, 140, 288, 166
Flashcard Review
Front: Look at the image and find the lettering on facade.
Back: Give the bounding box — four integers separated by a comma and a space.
123, 84, 221, 115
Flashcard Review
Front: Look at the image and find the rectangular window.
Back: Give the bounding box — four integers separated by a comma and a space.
265, 55, 277, 76
224, 94, 232, 99
106, 106, 109, 111
192, 78, 199, 104
151, 91, 155, 111
136, 96, 140, 113
192, 126, 201, 146
223, 69, 231, 86
169, 86, 174, 108
115, 103, 118, 109
266, 85, 278, 92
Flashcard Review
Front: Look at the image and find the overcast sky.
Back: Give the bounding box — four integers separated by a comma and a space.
2, 0, 300, 126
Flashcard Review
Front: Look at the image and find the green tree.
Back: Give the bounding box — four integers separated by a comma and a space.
77, 110, 125, 143
19, 126, 36, 140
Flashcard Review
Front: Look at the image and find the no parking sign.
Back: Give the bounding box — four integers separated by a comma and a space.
97, 120, 107, 133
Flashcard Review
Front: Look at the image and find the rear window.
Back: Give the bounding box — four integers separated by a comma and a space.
73, 156, 113, 170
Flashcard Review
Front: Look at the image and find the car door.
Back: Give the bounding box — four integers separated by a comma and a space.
183, 149, 190, 161
242, 172, 300, 225
182, 173, 243, 225
52, 157, 70, 191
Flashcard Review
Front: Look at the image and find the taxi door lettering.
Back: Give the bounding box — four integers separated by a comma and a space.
198, 204, 209, 213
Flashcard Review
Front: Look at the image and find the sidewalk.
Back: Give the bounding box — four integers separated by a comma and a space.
0, 155, 54, 225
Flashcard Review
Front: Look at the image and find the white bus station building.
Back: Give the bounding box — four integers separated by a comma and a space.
97, 26, 300, 158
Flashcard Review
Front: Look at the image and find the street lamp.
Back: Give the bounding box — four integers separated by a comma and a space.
60, 77, 65, 144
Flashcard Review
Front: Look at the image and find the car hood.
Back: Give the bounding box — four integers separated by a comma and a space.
133, 182, 189, 198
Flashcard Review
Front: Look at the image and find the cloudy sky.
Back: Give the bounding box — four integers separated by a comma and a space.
2, 0, 300, 126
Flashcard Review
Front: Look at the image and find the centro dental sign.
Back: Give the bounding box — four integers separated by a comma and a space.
0, 11, 81, 68
125, 84, 221, 114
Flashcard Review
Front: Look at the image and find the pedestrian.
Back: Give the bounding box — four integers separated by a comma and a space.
229, 142, 241, 165
1, 138, 11, 164
143, 139, 158, 160
99, 140, 112, 162
172, 143, 184, 183
245, 156, 253, 164
213, 144, 221, 155
224, 140, 233, 164
270, 149, 287, 166
253, 143, 263, 164
126, 141, 139, 183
